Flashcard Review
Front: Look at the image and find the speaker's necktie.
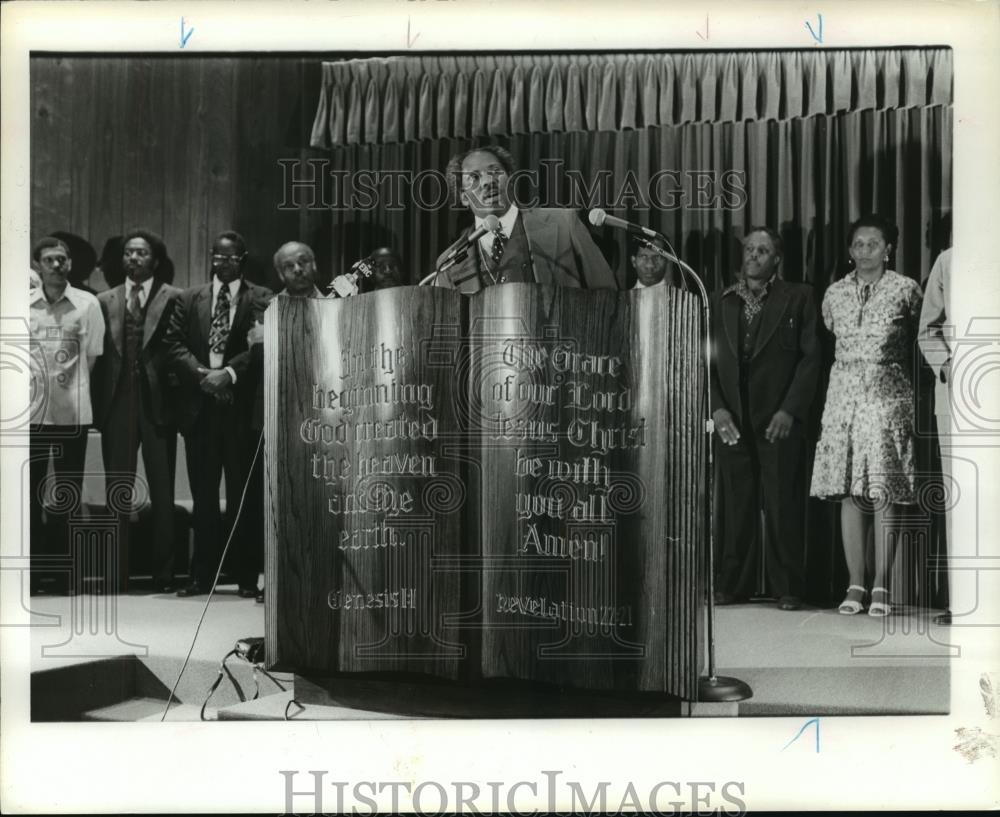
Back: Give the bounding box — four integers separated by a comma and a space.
490, 227, 508, 265
209, 284, 231, 355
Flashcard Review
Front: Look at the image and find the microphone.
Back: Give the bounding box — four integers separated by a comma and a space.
330, 255, 376, 298
436, 214, 502, 273
588, 208, 661, 239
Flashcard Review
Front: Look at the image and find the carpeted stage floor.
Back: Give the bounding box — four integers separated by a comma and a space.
26, 585, 952, 721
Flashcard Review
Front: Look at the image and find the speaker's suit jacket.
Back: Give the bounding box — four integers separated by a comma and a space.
710, 278, 820, 600
432, 208, 622, 294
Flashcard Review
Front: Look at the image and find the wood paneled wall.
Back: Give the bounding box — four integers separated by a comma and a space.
31, 55, 322, 291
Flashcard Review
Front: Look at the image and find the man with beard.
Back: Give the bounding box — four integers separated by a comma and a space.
92, 229, 182, 593
431, 145, 621, 293
710, 227, 820, 611
165, 231, 272, 597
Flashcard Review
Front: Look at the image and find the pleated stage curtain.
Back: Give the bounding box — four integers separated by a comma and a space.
309, 50, 953, 147
302, 48, 952, 609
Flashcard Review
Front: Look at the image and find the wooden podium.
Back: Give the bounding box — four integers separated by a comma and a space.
263, 283, 706, 712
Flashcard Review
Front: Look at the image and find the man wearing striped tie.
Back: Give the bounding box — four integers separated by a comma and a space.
165, 231, 273, 597
432, 145, 622, 293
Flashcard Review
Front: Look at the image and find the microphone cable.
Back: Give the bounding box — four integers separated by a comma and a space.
159, 428, 265, 721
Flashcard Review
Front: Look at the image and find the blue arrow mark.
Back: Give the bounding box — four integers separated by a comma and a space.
805, 13, 823, 44
782, 717, 820, 752
180, 17, 194, 49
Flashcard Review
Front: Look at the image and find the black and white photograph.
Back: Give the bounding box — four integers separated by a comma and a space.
2, 1, 998, 813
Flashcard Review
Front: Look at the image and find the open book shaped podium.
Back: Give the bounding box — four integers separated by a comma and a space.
263, 283, 707, 714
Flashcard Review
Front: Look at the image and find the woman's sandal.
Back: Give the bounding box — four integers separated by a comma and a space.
868, 587, 892, 617
838, 584, 867, 615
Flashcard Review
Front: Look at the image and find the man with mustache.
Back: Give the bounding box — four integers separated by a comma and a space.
28, 236, 106, 595
244, 240, 325, 602
165, 231, 272, 598
92, 229, 182, 593
710, 227, 820, 611
432, 145, 622, 293
630, 235, 677, 289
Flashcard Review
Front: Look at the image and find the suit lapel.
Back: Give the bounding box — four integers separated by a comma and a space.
752, 282, 790, 359
231, 280, 252, 337
721, 293, 740, 357
108, 286, 126, 356
194, 284, 213, 357
520, 209, 551, 285
142, 282, 167, 349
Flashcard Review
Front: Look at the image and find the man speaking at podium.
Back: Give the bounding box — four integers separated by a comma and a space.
432, 145, 622, 293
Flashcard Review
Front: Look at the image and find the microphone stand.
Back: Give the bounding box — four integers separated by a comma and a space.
639, 237, 752, 704
418, 247, 470, 286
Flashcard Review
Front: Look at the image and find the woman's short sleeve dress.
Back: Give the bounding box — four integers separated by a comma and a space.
809, 270, 923, 505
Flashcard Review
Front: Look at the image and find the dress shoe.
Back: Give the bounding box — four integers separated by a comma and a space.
153, 582, 175, 594
176, 582, 206, 597
933, 610, 952, 626
238, 587, 258, 599
777, 595, 802, 611
255, 588, 265, 604
713, 591, 744, 605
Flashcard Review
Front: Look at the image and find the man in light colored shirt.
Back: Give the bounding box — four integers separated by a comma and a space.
918, 247, 955, 625
165, 231, 273, 597
92, 229, 182, 594
28, 236, 106, 595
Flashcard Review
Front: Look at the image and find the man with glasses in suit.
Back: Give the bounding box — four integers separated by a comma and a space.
165, 231, 272, 597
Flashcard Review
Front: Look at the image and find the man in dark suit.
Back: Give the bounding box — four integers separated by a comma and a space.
165, 231, 273, 597
710, 227, 820, 610
92, 229, 181, 593
432, 145, 622, 293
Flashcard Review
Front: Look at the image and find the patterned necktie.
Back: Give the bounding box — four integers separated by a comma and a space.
127, 283, 142, 319
491, 227, 508, 265
209, 284, 231, 355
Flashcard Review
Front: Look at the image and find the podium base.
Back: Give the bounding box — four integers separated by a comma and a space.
698, 675, 753, 702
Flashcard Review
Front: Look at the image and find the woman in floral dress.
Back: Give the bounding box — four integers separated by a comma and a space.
810, 215, 923, 617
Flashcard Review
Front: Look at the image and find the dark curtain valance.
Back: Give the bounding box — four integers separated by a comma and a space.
310, 49, 953, 147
